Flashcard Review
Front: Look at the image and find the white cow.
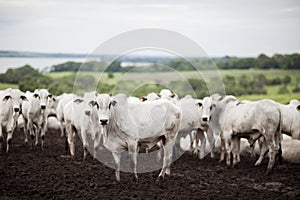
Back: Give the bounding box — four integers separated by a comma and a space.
289, 99, 300, 106
196, 94, 224, 159
159, 89, 179, 105
64, 91, 99, 160
281, 139, 300, 164
248, 99, 300, 163
22, 89, 53, 149
92, 93, 181, 182
140, 92, 160, 102
276, 100, 300, 139
207, 96, 282, 173
177, 95, 209, 159
0, 88, 27, 153
56, 93, 78, 137
46, 94, 59, 118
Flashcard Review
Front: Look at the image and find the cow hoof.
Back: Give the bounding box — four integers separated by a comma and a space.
155, 175, 164, 184
254, 161, 261, 166
233, 162, 240, 168
131, 175, 138, 183
266, 169, 272, 175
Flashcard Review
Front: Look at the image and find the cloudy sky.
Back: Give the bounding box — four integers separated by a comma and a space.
0, 0, 299, 57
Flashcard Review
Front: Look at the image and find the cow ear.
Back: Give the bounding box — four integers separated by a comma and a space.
140, 96, 147, 102
297, 105, 300, 111
170, 93, 176, 98
33, 93, 39, 98
48, 94, 53, 98
157, 93, 161, 97
74, 98, 83, 104
3, 95, 11, 101
89, 100, 99, 109
20, 95, 28, 101
109, 93, 112, 97
196, 100, 203, 107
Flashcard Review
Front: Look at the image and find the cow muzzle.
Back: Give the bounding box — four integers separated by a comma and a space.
202, 117, 208, 122
100, 119, 108, 125
14, 107, 20, 113
41, 105, 46, 110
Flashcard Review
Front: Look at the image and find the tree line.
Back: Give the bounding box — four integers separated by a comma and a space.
50, 53, 300, 72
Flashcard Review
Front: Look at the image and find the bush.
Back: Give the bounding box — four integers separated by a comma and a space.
278, 85, 289, 94
266, 77, 282, 85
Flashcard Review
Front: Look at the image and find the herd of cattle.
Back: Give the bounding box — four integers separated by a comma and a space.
0, 88, 299, 182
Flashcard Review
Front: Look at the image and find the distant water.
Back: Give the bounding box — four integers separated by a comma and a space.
0, 57, 85, 73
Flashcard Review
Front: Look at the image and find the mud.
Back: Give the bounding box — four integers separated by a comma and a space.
0, 130, 299, 199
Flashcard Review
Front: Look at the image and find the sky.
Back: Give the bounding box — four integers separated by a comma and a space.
0, 0, 299, 57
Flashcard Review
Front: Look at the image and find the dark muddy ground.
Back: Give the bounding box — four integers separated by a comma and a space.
0, 130, 299, 200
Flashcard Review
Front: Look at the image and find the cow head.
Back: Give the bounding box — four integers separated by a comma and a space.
2, 89, 28, 114
82, 91, 98, 115
91, 94, 116, 126
33, 89, 52, 110
198, 96, 216, 124
159, 89, 179, 104
141, 92, 160, 102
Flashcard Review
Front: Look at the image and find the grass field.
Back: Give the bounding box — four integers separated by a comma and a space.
0, 83, 18, 90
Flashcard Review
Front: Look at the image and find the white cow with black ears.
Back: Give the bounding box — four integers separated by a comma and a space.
64, 91, 99, 160
22, 89, 53, 149
92, 93, 181, 182
0, 88, 27, 153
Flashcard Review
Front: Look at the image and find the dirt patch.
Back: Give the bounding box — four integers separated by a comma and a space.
0, 130, 299, 200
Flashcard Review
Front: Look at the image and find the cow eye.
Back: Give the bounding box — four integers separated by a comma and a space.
33, 94, 40, 99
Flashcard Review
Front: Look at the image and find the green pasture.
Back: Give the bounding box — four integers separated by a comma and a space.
0, 83, 18, 90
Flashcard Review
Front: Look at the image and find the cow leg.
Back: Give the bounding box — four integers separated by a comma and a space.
255, 138, 268, 166
264, 133, 276, 174
81, 129, 88, 161
219, 137, 226, 162
196, 129, 206, 159
157, 139, 174, 181
112, 152, 121, 182
0, 126, 3, 153
232, 137, 241, 166
65, 136, 69, 155
23, 118, 28, 144
275, 129, 282, 164
156, 142, 163, 161
60, 121, 65, 137
128, 142, 138, 181
27, 120, 34, 148
223, 134, 232, 166
65, 123, 75, 158
35, 126, 40, 146
93, 132, 102, 160
206, 129, 216, 158
40, 123, 47, 150
250, 143, 256, 158
6, 131, 13, 153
